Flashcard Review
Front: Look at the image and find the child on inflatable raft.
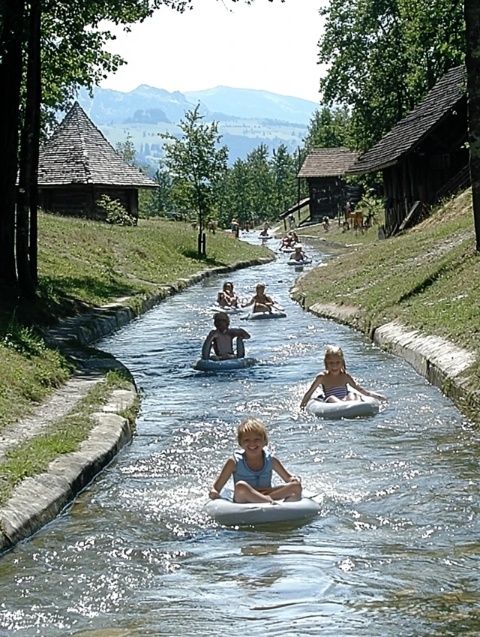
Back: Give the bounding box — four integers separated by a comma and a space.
216, 281, 240, 309
288, 244, 310, 263
201, 312, 250, 360
209, 418, 302, 504
300, 345, 386, 408
242, 282, 277, 314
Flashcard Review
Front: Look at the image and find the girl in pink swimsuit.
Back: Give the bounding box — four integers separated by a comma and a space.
300, 345, 386, 408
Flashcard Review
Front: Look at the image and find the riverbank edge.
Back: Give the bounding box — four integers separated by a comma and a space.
0, 254, 273, 555
291, 294, 478, 420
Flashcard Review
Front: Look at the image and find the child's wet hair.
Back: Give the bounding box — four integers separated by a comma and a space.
214, 312, 230, 327
256, 282, 266, 291
324, 344, 346, 371
237, 417, 268, 445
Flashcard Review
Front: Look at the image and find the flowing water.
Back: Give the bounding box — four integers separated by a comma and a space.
0, 235, 479, 637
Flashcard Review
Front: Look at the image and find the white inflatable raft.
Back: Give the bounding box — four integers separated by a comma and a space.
241, 310, 286, 320
205, 495, 320, 526
193, 357, 257, 372
288, 258, 312, 266
306, 395, 380, 419
209, 304, 244, 314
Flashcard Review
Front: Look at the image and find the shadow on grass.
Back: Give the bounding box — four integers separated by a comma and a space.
0, 275, 141, 333
181, 249, 227, 266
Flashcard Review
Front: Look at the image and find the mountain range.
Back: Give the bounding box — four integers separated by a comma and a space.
77, 85, 319, 172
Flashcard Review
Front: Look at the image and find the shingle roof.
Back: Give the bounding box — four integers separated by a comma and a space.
298, 148, 359, 178
348, 65, 466, 175
38, 102, 156, 188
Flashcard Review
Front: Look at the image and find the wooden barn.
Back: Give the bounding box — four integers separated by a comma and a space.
347, 66, 469, 235
37, 102, 157, 221
297, 148, 359, 222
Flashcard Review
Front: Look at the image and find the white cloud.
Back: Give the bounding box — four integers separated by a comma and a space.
100, 0, 325, 103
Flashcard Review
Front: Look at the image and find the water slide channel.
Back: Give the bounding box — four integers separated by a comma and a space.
0, 235, 479, 636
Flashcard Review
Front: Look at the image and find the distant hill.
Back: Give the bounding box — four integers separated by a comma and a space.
185, 86, 318, 125
77, 85, 319, 172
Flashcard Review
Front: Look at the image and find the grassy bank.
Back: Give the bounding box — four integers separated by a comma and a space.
0, 370, 135, 505
294, 188, 480, 408
0, 213, 268, 430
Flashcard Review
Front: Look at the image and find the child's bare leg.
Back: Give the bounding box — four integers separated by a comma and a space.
269, 481, 302, 502
325, 396, 341, 403
234, 481, 274, 504
346, 392, 362, 401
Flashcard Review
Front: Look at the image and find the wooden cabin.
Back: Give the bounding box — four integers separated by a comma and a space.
347, 66, 469, 235
37, 102, 157, 221
297, 148, 359, 222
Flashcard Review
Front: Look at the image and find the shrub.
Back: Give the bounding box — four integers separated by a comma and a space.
97, 195, 136, 226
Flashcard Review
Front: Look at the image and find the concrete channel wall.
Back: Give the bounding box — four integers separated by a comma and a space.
0, 257, 272, 555
306, 301, 477, 416
1, 255, 476, 554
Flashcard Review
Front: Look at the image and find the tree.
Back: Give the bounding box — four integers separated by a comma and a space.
116, 134, 137, 166
464, 0, 480, 251
270, 144, 297, 214
0, 0, 25, 289
140, 161, 174, 217
303, 106, 352, 150
1, 0, 277, 296
217, 159, 251, 228
162, 105, 228, 257
318, 0, 465, 149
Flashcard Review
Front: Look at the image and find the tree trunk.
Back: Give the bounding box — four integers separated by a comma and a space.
17, 0, 41, 297
464, 0, 480, 252
0, 0, 25, 287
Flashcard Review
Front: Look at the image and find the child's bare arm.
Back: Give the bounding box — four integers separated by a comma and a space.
300, 374, 324, 408
230, 327, 250, 340
209, 458, 235, 499
201, 330, 217, 359
272, 457, 301, 484
347, 374, 386, 401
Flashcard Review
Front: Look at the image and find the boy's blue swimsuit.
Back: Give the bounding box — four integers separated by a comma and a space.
233, 449, 272, 489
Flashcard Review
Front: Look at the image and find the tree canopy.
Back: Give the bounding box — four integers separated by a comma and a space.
162, 105, 228, 256
318, 0, 465, 150
0, 0, 283, 295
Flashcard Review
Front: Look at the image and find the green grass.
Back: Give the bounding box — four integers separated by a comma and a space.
0, 213, 268, 431
37, 214, 266, 309
295, 190, 479, 346
293, 189, 480, 402
0, 371, 135, 505
0, 326, 71, 431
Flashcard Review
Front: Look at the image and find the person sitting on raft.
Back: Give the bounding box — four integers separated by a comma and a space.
217, 281, 240, 308
242, 283, 276, 313
300, 345, 386, 408
201, 312, 250, 360
259, 223, 271, 238
279, 234, 293, 249
209, 417, 302, 504
289, 230, 299, 244
289, 244, 308, 262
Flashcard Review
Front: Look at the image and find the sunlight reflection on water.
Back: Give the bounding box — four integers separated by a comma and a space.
0, 237, 479, 637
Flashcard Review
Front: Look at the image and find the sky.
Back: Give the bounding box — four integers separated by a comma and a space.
100, 0, 325, 104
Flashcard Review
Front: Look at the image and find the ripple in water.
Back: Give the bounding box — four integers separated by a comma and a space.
0, 239, 479, 637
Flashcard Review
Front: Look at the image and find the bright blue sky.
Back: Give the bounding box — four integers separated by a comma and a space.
100, 0, 325, 103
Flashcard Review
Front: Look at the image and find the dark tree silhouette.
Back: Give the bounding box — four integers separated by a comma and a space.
464, 0, 480, 251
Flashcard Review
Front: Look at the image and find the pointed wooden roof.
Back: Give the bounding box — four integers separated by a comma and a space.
298, 148, 359, 178
38, 102, 156, 188
348, 66, 466, 175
